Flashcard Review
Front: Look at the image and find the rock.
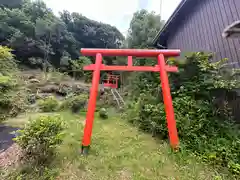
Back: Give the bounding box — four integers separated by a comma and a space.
73, 84, 89, 94
40, 84, 59, 93
48, 81, 59, 85
57, 83, 72, 96
36, 93, 52, 99
28, 78, 40, 84
100, 89, 105, 95
28, 75, 36, 79
28, 94, 36, 104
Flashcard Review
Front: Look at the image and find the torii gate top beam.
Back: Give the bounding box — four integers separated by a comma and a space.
81, 48, 180, 57
81, 48, 180, 72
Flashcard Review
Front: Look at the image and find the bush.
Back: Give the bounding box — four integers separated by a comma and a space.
60, 94, 88, 113
69, 57, 92, 81
99, 108, 108, 119
125, 52, 240, 175
0, 47, 27, 120
0, 75, 17, 91
57, 83, 72, 96
0, 90, 27, 120
47, 70, 71, 84
0, 46, 17, 75
15, 115, 66, 165
38, 96, 59, 112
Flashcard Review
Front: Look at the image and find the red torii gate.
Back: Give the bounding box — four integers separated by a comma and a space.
103, 74, 119, 89
81, 48, 180, 154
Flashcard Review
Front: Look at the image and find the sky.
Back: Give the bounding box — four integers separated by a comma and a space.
43, 0, 181, 36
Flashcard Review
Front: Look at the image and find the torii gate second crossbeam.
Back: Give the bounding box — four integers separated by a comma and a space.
81, 48, 180, 154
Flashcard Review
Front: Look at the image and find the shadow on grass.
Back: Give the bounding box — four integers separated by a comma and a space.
0, 125, 19, 152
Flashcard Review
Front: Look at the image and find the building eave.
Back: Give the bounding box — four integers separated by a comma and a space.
152, 0, 189, 46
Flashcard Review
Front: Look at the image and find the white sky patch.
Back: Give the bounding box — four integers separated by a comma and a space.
147, 0, 181, 20
43, 0, 181, 36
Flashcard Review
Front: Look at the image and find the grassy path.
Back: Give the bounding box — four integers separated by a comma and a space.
4, 111, 233, 180
56, 112, 225, 180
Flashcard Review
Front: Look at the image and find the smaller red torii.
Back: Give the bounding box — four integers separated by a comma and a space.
81, 48, 180, 154
103, 74, 119, 89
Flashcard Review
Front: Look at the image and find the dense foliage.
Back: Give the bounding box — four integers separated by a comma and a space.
125, 53, 240, 175
0, 46, 27, 120
0, 0, 124, 70
122, 9, 240, 176
60, 93, 88, 113
38, 95, 59, 112
127, 9, 164, 49
15, 115, 66, 164
60, 56, 92, 81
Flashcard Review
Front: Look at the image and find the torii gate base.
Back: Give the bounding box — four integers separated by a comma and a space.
81, 48, 180, 155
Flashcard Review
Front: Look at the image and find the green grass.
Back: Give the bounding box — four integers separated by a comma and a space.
3, 111, 236, 180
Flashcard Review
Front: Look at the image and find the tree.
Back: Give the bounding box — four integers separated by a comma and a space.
35, 17, 54, 72
60, 11, 124, 49
0, 0, 124, 70
127, 9, 164, 48
125, 9, 165, 95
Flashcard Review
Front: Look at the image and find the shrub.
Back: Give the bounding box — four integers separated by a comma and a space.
0, 47, 27, 120
69, 57, 92, 81
57, 83, 72, 96
60, 94, 88, 113
0, 75, 17, 91
99, 108, 108, 119
47, 70, 71, 84
0, 46, 17, 75
125, 52, 240, 175
15, 115, 66, 165
38, 96, 59, 112
0, 90, 27, 120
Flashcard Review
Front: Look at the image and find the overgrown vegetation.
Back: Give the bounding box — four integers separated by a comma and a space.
60, 93, 88, 113
15, 115, 66, 165
38, 96, 59, 112
121, 9, 240, 176
3, 111, 235, 180
124, 52, 240, 175
0, 46, 27, 121
61, 56, 93, 82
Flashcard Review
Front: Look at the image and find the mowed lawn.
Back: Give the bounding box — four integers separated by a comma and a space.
4, 111, 234, 180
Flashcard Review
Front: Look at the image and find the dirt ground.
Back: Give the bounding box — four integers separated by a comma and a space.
0, 125, 22, 169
